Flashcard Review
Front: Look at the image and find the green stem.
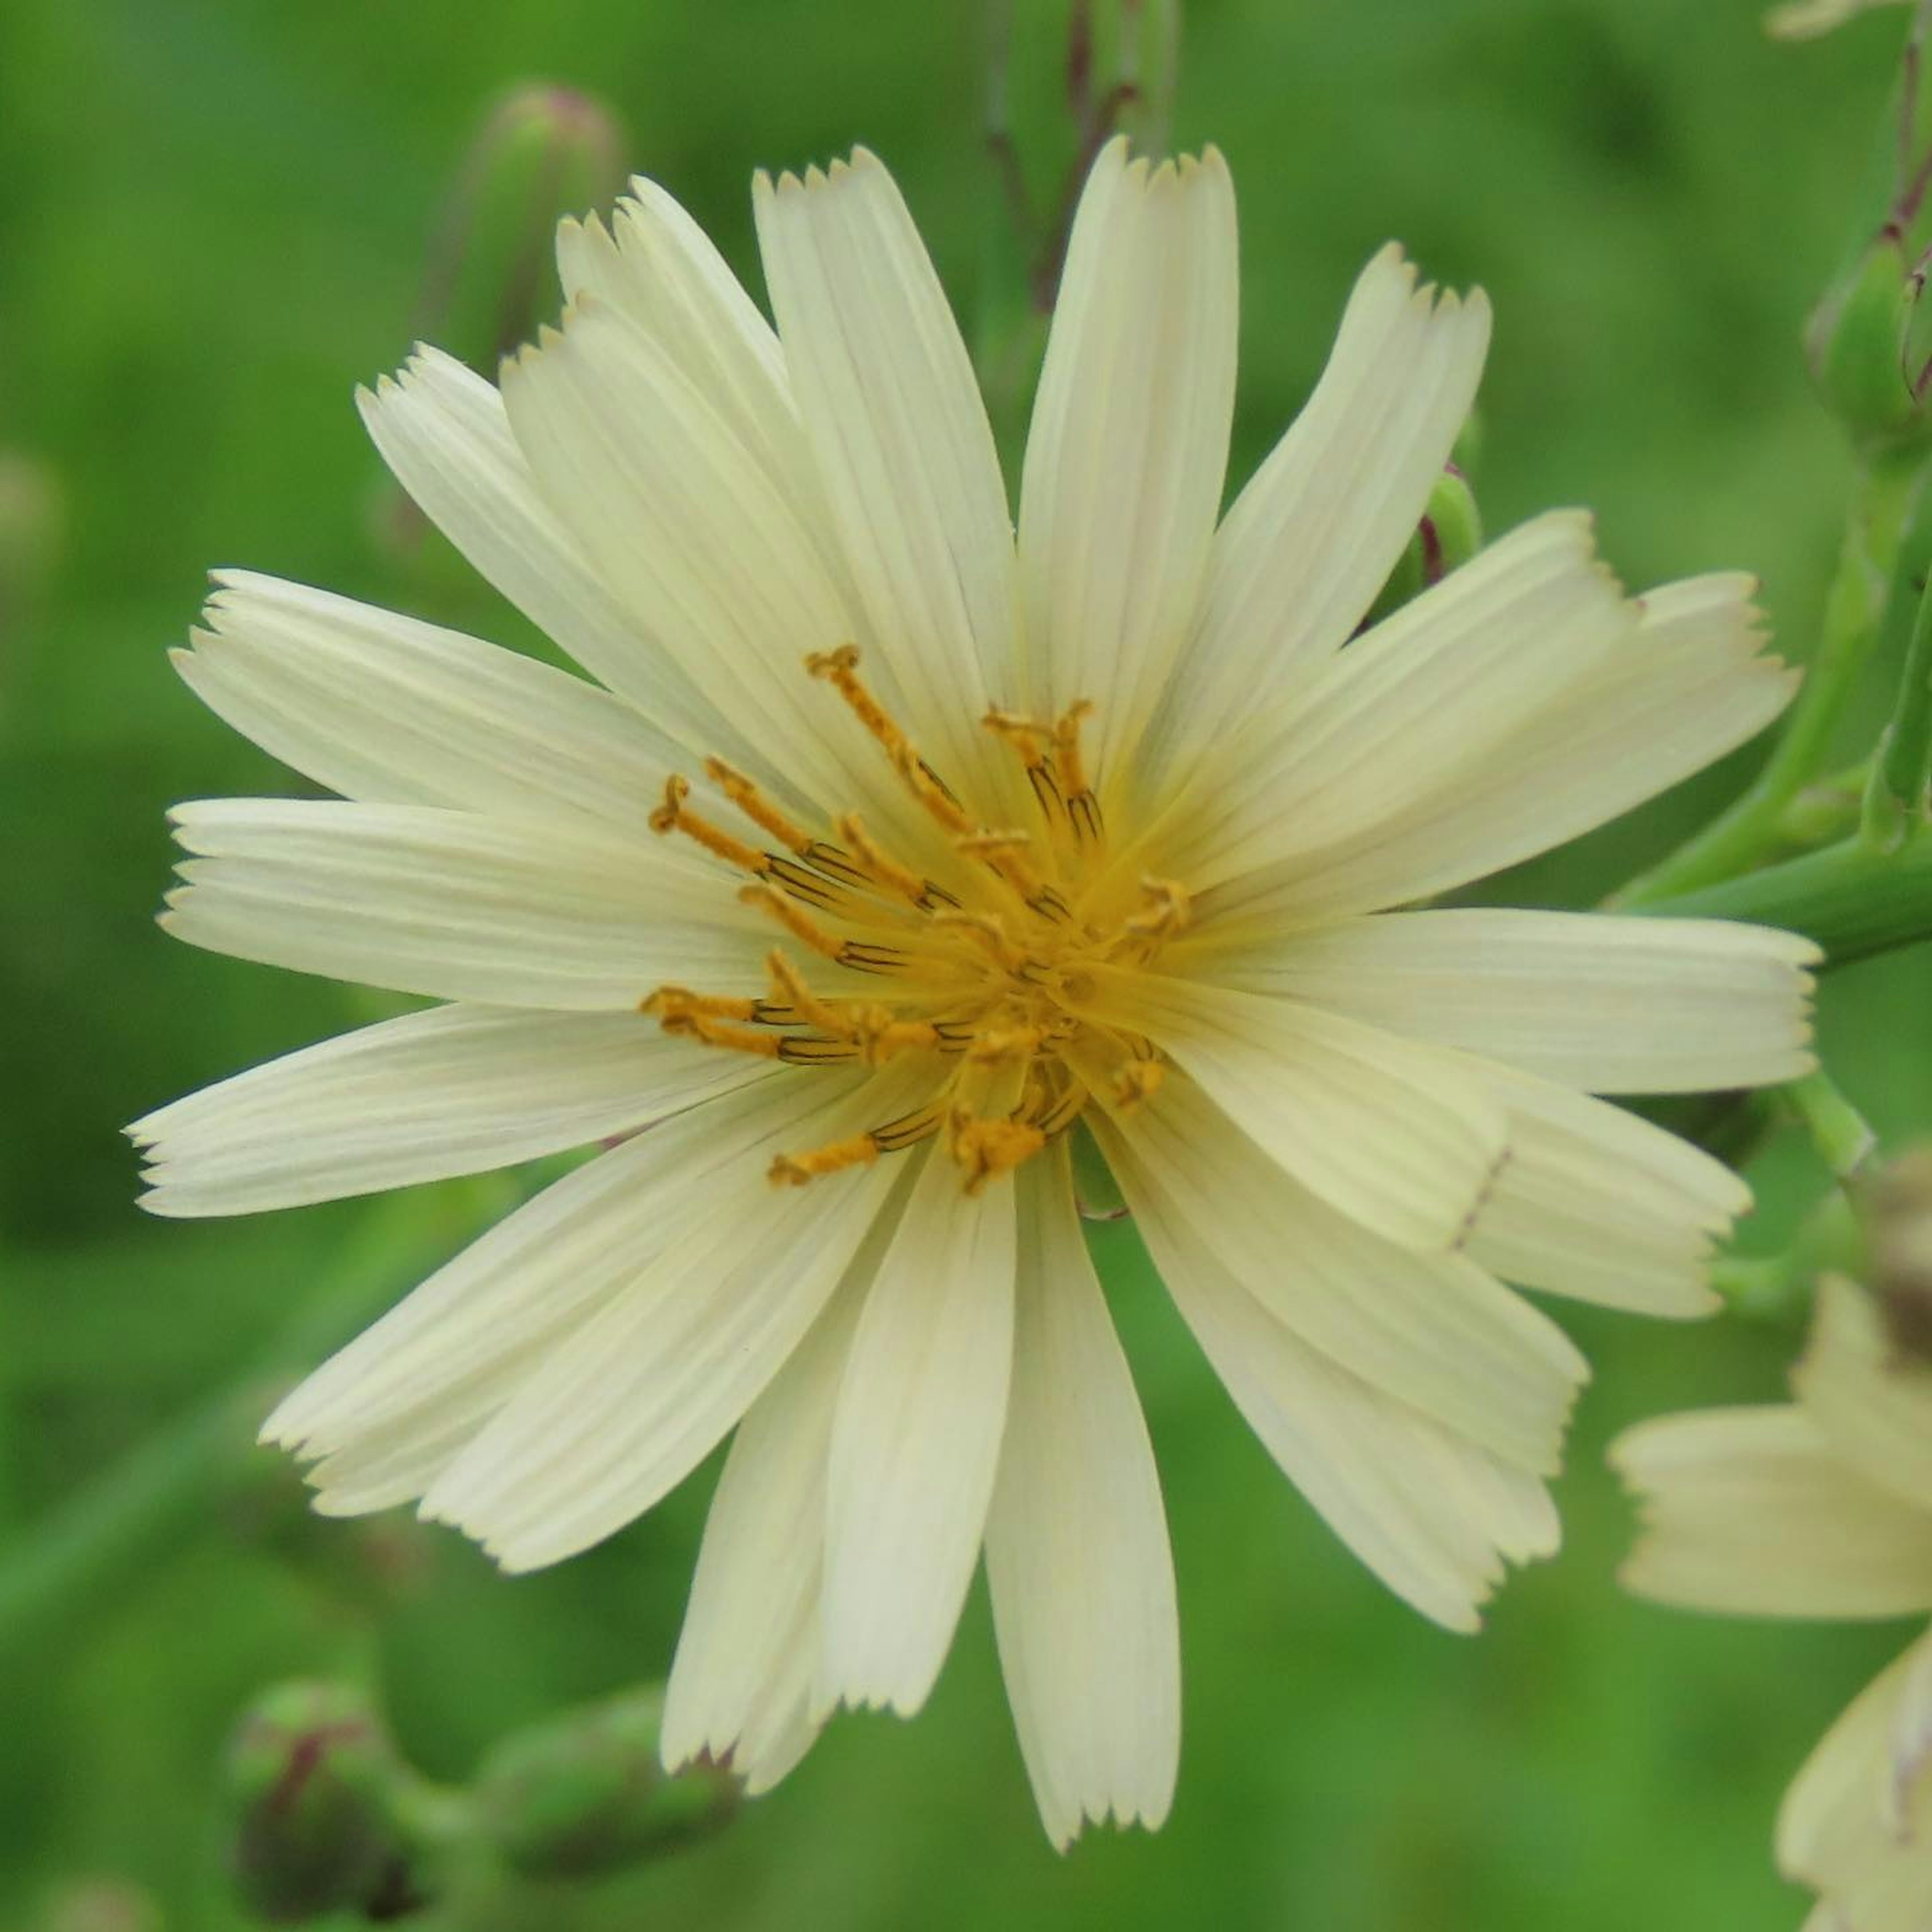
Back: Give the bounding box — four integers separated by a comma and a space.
1783, 1070, 1879, 1180
1864, 559, 1932, 847
0, 1188, 495, 1660
1633, 830, 1932, 963
1617, 476, 1895, 906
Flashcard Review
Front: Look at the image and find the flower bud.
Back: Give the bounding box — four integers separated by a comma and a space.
473, 1686, 737, 1880
223, 1681, 415, 1923
1806, 229, 1932, 448
1361, 463, 1483, 629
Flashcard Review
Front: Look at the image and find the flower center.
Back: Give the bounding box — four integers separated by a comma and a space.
642, 647, 1186, 1193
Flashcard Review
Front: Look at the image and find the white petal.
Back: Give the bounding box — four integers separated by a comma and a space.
819, 1145, 1018, 1716
1103, 1123, 1555, 1630
178, 572, 674, 828
1154, 510, 1634, 896
1795, 1274, 1932, 1513
356, 345, 723, 756
985, 1147, 1178, 1849
1099, 1072, 1585, 1473
417, 1063, 934, 1570
265, 1072, 814, 1484
1614, 1406, 1932, 1617
162, 798, 766, 1010
1017, 141, 1238, 790
660, 1257, 878, 1795
1216, 572, 1795, 926
555, 178, 799, 489
753, 151, 1018, 808
1780, 1638, 1928, 1918
130, 1003, 765, 1216
1191, 909, 1818, 1094
1091, 970, 1507, 1252
498, 300, 907, 832
1460, 1062, 1747, 1317
1141, 243, 1488, 795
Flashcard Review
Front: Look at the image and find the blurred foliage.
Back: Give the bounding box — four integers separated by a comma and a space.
5, 0, 1932, 1926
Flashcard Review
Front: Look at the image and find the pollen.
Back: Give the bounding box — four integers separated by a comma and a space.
643, 650, 1183, 1191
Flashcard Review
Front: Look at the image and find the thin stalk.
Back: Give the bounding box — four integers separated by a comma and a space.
1863, 560, 1932, 846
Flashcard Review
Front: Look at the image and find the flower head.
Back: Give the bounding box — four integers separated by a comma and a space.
1617, 1277, 1932, 1928
137, 140, 1816, 1844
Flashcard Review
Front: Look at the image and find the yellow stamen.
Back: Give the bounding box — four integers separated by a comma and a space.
1122, 877, 1192, 949
764, 950, 851, 1037
968, 1025, 1048, 1063
660, 1011, 784, 1059
770, 1132, 880, 1187
704, 757, 815, 856
1113, 1059, 1165, 1108
948, 1109, 1048, 1195
836, 813, 929, 905
930, 908, 1029, 973
642, 986, 759, 1023
1054, 700, 1094, 798
651, 774, 769, 875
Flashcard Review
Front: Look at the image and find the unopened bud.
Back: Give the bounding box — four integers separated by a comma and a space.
474, 1686, 737, 1879
1863, 1145, 1932, 1359
419, 83, 626, 370
224, 1681, 416, 1923
1361, 463, 1483, 630
1807, 230, 1932, 447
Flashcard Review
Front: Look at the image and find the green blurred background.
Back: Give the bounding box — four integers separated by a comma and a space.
5, 0, 1930, 1925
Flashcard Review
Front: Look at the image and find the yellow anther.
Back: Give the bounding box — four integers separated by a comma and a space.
704, 757, 815, 857
947, 1109, 1048, 1195
983, 708, 1051, 766
836, 813, 929, 905
851, 1007, 943, 1063
659, 1011, 784, 1059
807, 643, 908, 757
1113, 1059, 1165, 1109
892, 741, 974, 836
642, 986, 759, 1023
968, 1025, 1048, 1064
769, 1131, 881, 1187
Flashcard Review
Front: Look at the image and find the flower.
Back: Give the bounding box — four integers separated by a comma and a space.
135, 138, 1816, 1845
1616, 1278, 1932, 1929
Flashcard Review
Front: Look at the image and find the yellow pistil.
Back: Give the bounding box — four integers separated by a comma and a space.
646, 654, 1186, 1193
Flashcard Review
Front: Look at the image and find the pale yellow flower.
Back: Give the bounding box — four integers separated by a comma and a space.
1618, 1278, 1932, 1928
136, 140, 1813, 1843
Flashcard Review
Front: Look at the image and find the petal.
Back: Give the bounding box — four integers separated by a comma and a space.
356, 345, 722, 755
1216, 572, 1795, 926
985, 1147, 1179, 1849
1614, 1406, 1932, 1617
753, 151, 1018, 807
1779, 1638, 1928, 1915
1017, 141, 1238, 789
178, 572, 675, 827
1460, 1062, 1747, 1318
415, 1061, 936, 1570
1097, 1072, 1585, 1473
1159, 511, 1635, 896
161, 798, 766, 1010
264, 1072, 813, 1486
1102, 1121, 1556, 1630
660, 1259, 877, 1795
1141, 244, 1488, 795
498, 300, 909, 832
129, 1003, 764, 1216
555, 176, 801, 494
819, 1145, 1018, 1716
1089, 970, 1507, 1252
1795, 1274, 1932, 1513
1190, 909, 1818, 1094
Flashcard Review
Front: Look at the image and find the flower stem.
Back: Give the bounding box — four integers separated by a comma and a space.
1782, 1070, 1879, 1180
1631, 828, 1932, 963
1862, 554, 1932, 847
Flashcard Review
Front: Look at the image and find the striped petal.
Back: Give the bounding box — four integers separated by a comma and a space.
162, 798, 767, 1010
178, 572, 674, 828
130, 1003, 769, 1216
1017, 139, 1238, 792
1615, 1406, 1932, 1618
1191, 909, 1818, 1094
986, 1148, 1179, 1848
754, 150, 1018, 808
819, 1146, 1018, 1716
1141, 243, 1488, 796
1092, 970, 1507, 1252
